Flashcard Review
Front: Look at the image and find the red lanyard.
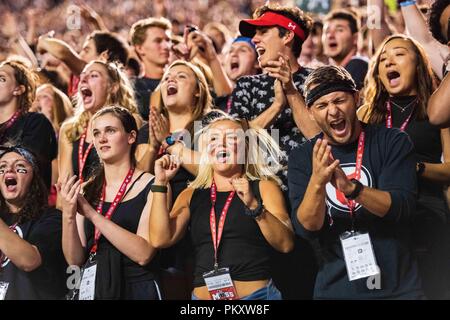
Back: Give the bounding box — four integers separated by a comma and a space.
210, 180, 235, 269
90, 167, 135, 254
385, 100, 415, 131
344, 130, 365, 219
0, 111, 21, 141
78, 128, 94, 183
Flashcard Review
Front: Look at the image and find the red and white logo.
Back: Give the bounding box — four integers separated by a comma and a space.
287, 22, 296, 30
325, 163, 372, 214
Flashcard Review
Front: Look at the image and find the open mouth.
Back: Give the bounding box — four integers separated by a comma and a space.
100, 146, 110, 152
256, 47, 265, 57
5, 177, 17, 192
80, 87, 93, 103
230, 62, 239, 71
387, 71, 401, 86
328, 42, 338, 49
216, 150, 230, 163
167, 84, 178, 96
329, 119, 347, 136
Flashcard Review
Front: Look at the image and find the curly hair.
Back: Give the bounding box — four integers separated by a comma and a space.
0, 147, 48, 224
428, 0, 450, 44
0, 59, 38, 114
254, 3, 313, 57
65, 60, 138, 142
363, 35, 436, 124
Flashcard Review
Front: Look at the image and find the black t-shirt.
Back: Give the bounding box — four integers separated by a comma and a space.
288, 124, 423, 299
1, 112, 57, 189
229, 68, 311, 192
345, 56, 369, 90
0, 208, 67, 300
133, 77, 161, 120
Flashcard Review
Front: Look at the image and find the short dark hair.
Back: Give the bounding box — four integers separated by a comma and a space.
304, 65, 355, 94
254, 4, 313, 57
429, 0, 450, 44
324, 8, 360, 34
88, 31, 128, 66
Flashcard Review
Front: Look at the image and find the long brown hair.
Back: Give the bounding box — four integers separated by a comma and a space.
0, 59, 38, 114
363, 35, 436, 124
82, 106, 138, 207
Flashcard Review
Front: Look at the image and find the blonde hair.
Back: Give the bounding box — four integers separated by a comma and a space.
130, 17, 172, 46
37, 84, 73, 132
189, 112, 282, 189
156, 60, 212, 129
65, 60, 137, 142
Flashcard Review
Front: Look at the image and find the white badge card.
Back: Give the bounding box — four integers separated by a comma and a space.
0, 282, 9, 300
340, 232, 379, 281
203, 267, 238, 300
78, 262, 97, 300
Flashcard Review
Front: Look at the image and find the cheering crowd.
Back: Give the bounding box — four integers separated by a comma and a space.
0, 0, 449, 300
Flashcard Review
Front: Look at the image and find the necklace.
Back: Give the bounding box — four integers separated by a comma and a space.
389, 99, 416, 113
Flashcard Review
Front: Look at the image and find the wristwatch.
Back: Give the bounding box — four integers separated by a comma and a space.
161, 134, 176, 153
345, 179, 364, 200
417, 162, 426, 176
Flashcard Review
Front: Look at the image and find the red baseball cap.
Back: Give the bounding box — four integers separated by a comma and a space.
239, 11, 306, 41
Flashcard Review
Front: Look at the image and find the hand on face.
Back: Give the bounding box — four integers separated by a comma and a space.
230, 176, 258, 209
311, 139, 340, 187
58, 175, 81, 219
154, 154, 180, 185
187, 30, 217, 63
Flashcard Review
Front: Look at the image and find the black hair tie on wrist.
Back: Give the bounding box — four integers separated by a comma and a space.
243, 199, 264, 218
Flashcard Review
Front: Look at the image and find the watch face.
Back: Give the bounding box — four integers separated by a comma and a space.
166, 136, 175, 145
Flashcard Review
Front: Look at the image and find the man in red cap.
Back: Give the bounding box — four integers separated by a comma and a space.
229, 3, 320, 300
230, 4, 319, 184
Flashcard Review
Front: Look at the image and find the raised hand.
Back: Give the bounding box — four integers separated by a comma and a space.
273, 79, 287, 110
76, 193, 96, 220
58, 175, 81, 219
154, 154, 180, 185
186, 30, 217, 63
264, 52, 297, 94
230, 177, 258, 209
311, 139, 340, 187
2, 11, 19, 38
150, 106, 170, 145
331, 164, 355, 196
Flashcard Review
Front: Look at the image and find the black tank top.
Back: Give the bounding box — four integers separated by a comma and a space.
84, 175, 159, 298
189, 180, 271, 287
72, 139, 100, 181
